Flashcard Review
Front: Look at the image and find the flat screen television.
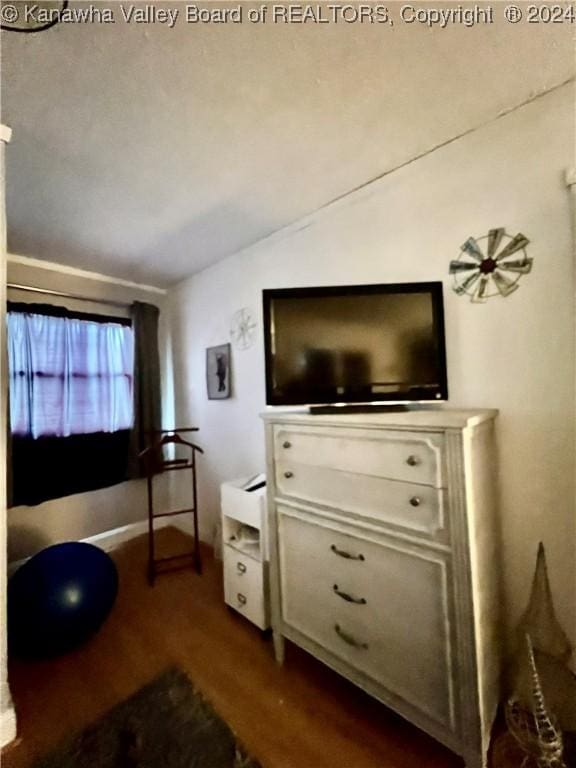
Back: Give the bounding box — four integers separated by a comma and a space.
263, 282, 448, 407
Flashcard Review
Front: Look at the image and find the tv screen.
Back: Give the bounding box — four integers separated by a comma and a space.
263, 282, 448, 406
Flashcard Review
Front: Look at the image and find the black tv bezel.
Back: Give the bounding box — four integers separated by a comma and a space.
262, 281, 449, 407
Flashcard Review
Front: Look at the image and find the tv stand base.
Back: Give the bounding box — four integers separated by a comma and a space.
309, 403, 431, 415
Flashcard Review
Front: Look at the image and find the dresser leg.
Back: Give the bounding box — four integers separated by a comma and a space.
273, 631, 285, 665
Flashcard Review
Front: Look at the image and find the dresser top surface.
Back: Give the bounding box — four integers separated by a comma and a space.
260, 407, 497, 431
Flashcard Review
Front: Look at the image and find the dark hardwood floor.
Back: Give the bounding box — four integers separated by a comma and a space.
3, 527, 463, 768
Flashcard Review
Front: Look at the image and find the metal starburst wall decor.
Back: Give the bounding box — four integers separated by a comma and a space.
450, 228, 532, 303
230, 307, 257, 350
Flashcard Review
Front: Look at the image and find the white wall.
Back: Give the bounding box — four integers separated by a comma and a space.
168, 83, 576, 648
6, 258, 171, 562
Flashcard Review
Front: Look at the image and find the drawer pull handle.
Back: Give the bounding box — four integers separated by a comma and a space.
406, 455, 421, 467
331, 544, 365, 562
282, 441, 292, 449
237, 593, 247, 606
237, 562, 247, 574
333, 585, 367, 605
334, 623, 368, 650
409, 496, 422, 508
284, 471, 293, 479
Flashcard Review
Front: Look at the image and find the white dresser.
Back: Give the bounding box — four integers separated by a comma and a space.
262, 409, 501, 768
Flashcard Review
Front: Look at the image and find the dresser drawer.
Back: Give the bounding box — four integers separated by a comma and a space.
274, 426, 444, 487
276, 461, 446, 539
277, 511, 455, 728
223, 547, 268, 629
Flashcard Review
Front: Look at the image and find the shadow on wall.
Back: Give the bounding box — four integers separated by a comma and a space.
8, 525, 51, 564
138, 198, 276, 283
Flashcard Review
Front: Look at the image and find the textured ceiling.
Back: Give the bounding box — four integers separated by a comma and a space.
1, 2, 573, 286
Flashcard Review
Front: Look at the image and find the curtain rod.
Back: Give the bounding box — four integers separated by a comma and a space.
7, 283, 132, 310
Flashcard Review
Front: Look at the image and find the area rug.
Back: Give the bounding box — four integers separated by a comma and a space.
33, 667, 262, 768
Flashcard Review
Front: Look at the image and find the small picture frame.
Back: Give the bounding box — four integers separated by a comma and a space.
206, 343, 231, 399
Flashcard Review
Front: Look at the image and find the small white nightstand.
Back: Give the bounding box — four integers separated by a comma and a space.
220, 475, 270, 630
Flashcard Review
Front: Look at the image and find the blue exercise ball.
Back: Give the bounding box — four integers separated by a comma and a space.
8, 541, 118, 658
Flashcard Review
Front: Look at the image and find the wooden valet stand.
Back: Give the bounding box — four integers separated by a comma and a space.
139, 428, 204, 585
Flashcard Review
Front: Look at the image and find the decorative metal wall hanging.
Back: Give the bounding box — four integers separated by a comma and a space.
450, 228, 532, 303
230, 307, 257, 350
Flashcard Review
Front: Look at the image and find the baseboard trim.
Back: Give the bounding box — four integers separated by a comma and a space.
82, 520, 151, 553
8, 517, 200, 576
86, 516, 199, 548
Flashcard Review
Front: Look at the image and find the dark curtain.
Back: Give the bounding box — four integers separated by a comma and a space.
7, 301, 132, 326
11, 431, 131, 507
127, 301, 162, 478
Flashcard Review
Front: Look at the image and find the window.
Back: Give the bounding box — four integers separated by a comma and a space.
7, 303, 135, 506
8, 310, 134, 438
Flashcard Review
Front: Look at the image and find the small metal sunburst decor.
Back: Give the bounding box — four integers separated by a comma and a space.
230, 307, 257, 350
450, 228, 532, 303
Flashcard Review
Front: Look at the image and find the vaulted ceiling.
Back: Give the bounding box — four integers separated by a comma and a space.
2, 2, 573, 286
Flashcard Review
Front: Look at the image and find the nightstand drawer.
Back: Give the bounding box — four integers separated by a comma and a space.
275, 426, 444, 487
223, 547, 267, 629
